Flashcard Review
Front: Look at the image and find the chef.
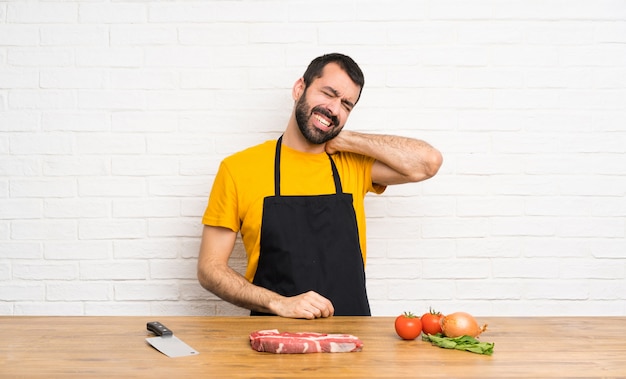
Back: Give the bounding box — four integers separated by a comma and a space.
197, 53, 442, 319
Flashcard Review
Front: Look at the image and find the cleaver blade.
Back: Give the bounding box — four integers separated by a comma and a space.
146, 321, 199, 358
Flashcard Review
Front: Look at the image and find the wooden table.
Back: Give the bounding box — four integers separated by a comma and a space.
1, 316, 625, 378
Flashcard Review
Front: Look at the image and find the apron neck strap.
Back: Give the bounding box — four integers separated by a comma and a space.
274, 136, 343, 196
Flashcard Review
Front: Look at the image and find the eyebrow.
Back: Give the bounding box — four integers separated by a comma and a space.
322, 86, 355, 109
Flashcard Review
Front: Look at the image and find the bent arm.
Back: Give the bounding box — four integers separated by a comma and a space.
325, 130, 443, 186
197, 225, 334, 319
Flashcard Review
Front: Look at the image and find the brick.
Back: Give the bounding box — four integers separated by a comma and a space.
9, 90, 76, 110
181, 282, 219, 301
152, 300, 218, 316
456, 280, 522, 300
11, 220, 77, 240
112, 198, 180, 218
13, 262, 78, 280
76, 47, 143, 68
80, 260, 148, 280
596, 23, 626, 43
111, 156, 178, 176
178, 25, 248, 46
149, 259, 197, 280
8, 47, 73, 67
387, 68, 457, 88
180, 69, 247, 90
422, 259, 491, 279
110, 69, 177, 90
457, 196, 524, 217
0, 262, 10, 280
148, 218, 202, 238
181, 198, 209, 217
7, 2, 77, 23
319, 24, 387, 46
78, 177, 146, 197
44, 198, 109, 219
43, 109, 111, 131
10, 132, 73, 155
85, 302, 151, 316
75, 133, 145, 154
0, 242, 42, 259
0, 284, 45, 301
114, 282, 179, 301
14, 302, 84, 316
145, 90, 215, 111
10, 178, 76, 199
40, 69, 104, 89
0, 111, 39, 132
144, 47, 214, 68
388, 279, 455, 300
556, 217, 624, 238
40, 26, 109, 46
113, 239, 184, 259
78, 90, 146, 111
386, 238, 453, 260
525, 280, 589, 300
0, 68, 39, 88
366, 262, 421, 280
0, 157, 39, 176
79, 3, 147, 24
430, 0, 493, 20
112, 112, 177, 133
78, 219, 146, 240
43, 156, 109, 176
458, 237, 523, 258
148, 3, 217, 23
0, 26, 39, 46
47, 282, 110, 301
0, 199, 42, 219
44, 241, 111, 260
560, 260, 625, 279
422, 218, 488, 239
493, 259, 560, 279
111, 26, 177, 46
148, 177, 210, 197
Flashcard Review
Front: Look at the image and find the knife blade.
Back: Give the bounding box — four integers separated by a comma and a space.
146, 321, 199, 358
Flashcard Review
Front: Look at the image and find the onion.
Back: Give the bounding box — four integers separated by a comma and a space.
441, 312, 487, 338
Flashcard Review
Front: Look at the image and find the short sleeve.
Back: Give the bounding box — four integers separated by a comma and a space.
202, 161, 240, 233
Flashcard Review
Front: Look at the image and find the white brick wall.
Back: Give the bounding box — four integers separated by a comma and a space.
1, 0, 625, 317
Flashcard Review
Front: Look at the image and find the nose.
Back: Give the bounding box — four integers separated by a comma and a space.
326, 97, 342, 115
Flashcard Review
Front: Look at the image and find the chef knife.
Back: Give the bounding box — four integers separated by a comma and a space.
146, 321, 199, 358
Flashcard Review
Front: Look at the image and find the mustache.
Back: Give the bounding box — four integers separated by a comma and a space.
311, 106, 339, 127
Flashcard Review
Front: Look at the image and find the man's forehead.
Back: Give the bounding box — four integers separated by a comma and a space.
312, 63, 361, 103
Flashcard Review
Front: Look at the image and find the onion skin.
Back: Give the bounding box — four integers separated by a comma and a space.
441, 312, 487, 338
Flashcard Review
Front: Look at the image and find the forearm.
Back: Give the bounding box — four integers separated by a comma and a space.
198, 261, 281, 314
327, 130, 443, 184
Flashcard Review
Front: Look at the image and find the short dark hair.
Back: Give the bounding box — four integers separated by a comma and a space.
302, 53, 365, 103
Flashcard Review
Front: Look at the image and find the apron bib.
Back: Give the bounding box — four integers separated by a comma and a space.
251, 136, 370, 316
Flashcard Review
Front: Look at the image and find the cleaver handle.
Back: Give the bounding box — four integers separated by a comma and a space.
147, 321, 173, 336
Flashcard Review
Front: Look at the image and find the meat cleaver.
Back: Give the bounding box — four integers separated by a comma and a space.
146, 321, 199, 358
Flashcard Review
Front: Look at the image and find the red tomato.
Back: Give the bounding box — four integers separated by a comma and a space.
394, 312, 422, 340
421, 308, 444, 335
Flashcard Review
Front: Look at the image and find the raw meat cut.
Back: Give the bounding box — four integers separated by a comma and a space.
249, 329, 363, 354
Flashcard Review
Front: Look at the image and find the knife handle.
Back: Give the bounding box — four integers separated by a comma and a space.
147, 321, 173, 336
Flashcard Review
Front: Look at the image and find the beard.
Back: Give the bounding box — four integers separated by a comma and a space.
295, 92, 341, 145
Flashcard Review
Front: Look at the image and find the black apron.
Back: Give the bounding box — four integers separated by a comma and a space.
251, 136, 370, 316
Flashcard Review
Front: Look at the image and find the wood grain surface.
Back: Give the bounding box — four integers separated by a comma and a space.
1, 316, 625, 378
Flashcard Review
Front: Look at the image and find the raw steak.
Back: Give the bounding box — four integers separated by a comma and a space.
249, 329, 363, 354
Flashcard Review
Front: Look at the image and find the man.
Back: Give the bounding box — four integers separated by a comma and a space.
197, 53, 442, 319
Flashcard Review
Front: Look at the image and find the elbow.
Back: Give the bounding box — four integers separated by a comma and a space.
197, 261, 217, 292
410, 149, 443, 182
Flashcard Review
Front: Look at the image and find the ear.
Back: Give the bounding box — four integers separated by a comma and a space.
292, 78, 305, 101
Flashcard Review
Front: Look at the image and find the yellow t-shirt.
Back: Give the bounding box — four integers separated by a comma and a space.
202, 140, 385, 282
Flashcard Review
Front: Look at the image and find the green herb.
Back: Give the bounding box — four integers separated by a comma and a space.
422, 333, 494, 356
